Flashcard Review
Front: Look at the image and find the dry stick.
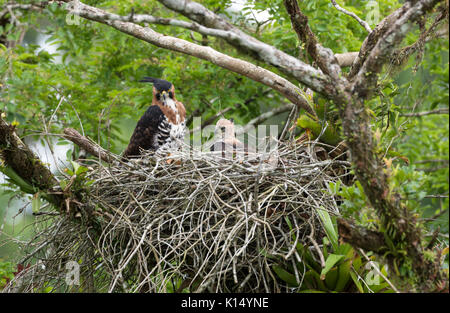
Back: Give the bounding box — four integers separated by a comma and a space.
307, 219, 326, 268
358, 248, 400, 293
50, 86, 86, 137
62, 128, 115, 163
414, 159, 449, 164
41, 115, 68, 180
400, 108, 449, 117
279, 105, 297, 141
330, 0, 372, 33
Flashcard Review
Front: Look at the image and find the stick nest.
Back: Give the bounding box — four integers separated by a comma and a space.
4, 140, 350, 293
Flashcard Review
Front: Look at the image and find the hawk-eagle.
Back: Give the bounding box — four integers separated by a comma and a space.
122, 77, 186, 159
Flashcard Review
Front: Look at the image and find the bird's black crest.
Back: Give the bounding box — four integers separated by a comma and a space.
139, 77, 172, 91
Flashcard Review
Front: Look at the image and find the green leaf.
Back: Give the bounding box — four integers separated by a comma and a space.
370, 282, 390, 293
320, 254, 345, 280
335, 259, 352, 292
75, 165, 88, 176
297, 114, 341, 145
350, 271, 364, 293
0, 165, 36, 194
272, 265, 298, 287
297, 243, 322, 273
324, 267, 339, 291
70, 160, 80, 175
316, 208, 339, 251
60, 180, 67, 190
298, 289, 326, 293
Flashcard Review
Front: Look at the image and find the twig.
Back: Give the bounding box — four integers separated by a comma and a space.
415, 159, 449, 164
62, 128, 115, 163
236, 103, 293, 136
400, 108, 449, 117
416, 165, 449, 172
424, 194, 449, 199
358, 248, 400, 293
330, 0, 372, 33
284, 0, 342, 80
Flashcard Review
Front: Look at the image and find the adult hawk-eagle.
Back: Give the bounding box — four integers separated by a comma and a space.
122, 77, 186, 159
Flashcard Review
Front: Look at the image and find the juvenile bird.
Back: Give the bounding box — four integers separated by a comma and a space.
210, 118, 252, 159
122, 77, 186, 159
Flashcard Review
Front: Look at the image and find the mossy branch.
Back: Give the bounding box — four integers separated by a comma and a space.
0, 116, 64, 209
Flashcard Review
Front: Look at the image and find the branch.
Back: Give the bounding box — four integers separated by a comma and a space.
236, 103, 294, 135
414, 158, 449, 164
79, 11, 243, 41
85, 6, 361, 71
9, 0, 337, 97
0, 116, 63, 208
34, 0, 316, 115
156, 0, 334, 94
6, 0, 447, 290
390, 7, 448, 69
335, 52, 359, 67
96, 4, 359, 70
189, 103, 237, 135
63, 128, 115, 163
416, 165, 449, 172
400, 108, 449, 117
351, 0, 442, 100
0, 3, 42, 18
348, 5, 410, 79
189, 89, 274, 133
331, 1, 446, 289
424, 194, 449, 199
283, 0, 342, 81
330, 0, 372, 33
337, 218, 386, 253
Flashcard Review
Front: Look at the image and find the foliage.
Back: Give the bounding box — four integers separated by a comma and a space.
0, 259, 15, 289
272, 209, 394, 292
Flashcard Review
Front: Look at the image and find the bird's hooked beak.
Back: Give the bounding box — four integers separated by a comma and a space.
161, 90, 168, 103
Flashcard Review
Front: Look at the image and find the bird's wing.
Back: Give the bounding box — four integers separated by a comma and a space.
210, 141, 226, 152
122, 105, 165, 158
